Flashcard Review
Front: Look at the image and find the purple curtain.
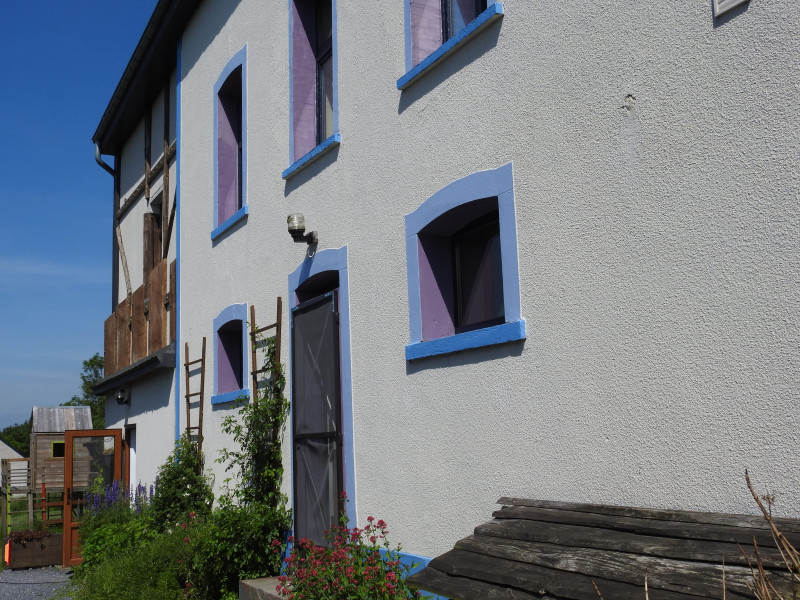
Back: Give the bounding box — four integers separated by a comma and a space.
217, 92, 240, 224
418, 235, 456, 340
411, 0, 442, 66
292, 1, 317, 161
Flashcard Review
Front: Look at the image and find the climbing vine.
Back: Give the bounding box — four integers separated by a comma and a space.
219, 329, 290, 511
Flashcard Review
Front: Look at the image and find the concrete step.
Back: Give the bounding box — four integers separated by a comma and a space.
239, 577, 282, 600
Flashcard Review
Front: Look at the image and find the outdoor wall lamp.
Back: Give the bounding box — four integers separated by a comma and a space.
115, 388, 130, 405
287, 213, 318, 245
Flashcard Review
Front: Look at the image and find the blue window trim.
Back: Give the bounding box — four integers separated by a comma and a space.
213, 46, 247, 234
405, 163, 525, 360
398, 2, 504, 90
211, 303, 250, 406
282, 132, 341, 179
288, 246, 356, 528
210, 205, 249, 241
174, 40, 183, 442
287, 0, 339, 175
374, 550, 445, 600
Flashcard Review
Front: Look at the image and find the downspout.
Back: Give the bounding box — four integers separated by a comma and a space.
95, 143, 115, 176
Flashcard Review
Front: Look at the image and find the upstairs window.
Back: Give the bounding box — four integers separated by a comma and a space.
410, 0, 487, 66
213, 49, 247, 240
217, 68, 242, 223
399, 1, 503, 90
212, 303, 249, 404
291, 0, 336, 162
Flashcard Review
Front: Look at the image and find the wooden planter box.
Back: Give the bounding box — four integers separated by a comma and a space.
3, 534, 63, 569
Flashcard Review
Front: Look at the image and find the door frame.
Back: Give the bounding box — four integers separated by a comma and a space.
288, 247, 356, 535
62, 429, 123, 567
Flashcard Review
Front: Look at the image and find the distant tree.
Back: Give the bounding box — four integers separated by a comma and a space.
0, 418, 32, 457
61, 353, 106, 429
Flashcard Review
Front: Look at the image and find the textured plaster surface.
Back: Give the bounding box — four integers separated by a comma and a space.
105, 370, 175, 489
171, 0, 799, 559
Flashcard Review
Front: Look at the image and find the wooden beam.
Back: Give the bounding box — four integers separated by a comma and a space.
114, 226, 133, 300
144, 108, 151, 201
116, 142, 176, 220
163, 192, 176, 259
162, 81, 170, 259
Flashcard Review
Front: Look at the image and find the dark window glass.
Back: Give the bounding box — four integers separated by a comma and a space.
52, 442, 65, 458
217, 66, 243, 222
218, 320, 243, 393
453, 212, 504, 332
315, 0, 333, 144
442, 0, 486, 40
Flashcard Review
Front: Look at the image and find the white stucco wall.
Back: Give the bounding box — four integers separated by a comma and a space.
176, 0, 800, 558
105, 370, 176, 489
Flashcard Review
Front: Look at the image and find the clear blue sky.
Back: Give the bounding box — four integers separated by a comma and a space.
0, 1, 159, 428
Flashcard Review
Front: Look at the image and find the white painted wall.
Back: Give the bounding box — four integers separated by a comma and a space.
104, 370, 175, 489
175, 0, 800, 559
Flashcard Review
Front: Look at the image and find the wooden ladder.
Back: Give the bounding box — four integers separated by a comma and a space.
249, 297, 283, 406
183, 338, 206, 455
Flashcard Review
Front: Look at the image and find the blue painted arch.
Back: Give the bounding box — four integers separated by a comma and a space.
405, 163, 525, 360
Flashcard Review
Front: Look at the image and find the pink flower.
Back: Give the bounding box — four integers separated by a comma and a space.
367, 515, 375, 522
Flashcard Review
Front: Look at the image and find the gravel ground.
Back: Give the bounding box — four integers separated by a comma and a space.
0, 567, 72, 600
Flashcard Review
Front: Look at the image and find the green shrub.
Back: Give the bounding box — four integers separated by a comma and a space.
65, 527, 192, 600
150, 433, 213, 530
75, 482, 157, 576
188, 502, 289, 598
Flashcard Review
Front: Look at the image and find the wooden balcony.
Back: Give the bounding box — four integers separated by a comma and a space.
103, 259, 176, 378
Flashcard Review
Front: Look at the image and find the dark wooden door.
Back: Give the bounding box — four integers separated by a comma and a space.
62, 429, 122, 567
291, 292, 343, 546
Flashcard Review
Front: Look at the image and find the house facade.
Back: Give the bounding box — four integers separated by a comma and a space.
94, 0, 800, 561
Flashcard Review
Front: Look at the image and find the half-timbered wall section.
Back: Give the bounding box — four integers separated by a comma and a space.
103, 71, 178, 378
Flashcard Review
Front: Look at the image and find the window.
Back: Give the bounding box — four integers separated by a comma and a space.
212, 48, 247, 240
411, 0, 486, 66
211, 303, 250, 404
285, 0, 340, 178
398, 1, 503, 90
405, 163, 525, 360
51, 441, 65, 458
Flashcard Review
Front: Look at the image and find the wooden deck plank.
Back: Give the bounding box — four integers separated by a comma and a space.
429, 549, 703, 600
455, 534, 758, 599
497, 498, 800, 534
475, 519, 785, 568
408, 567, 555, 600
492, 505, 792, 548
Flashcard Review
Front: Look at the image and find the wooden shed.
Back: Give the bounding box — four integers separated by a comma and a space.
29, 406, 93, 493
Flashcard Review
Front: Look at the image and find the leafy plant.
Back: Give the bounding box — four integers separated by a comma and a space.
150, 433, 213, 530
277, 513, 421, 600
76, 482, 157, 576
188, 503, 288, 598
66, 525, 193, 600
218, 335, 289, 508
211, 329, 292, 584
